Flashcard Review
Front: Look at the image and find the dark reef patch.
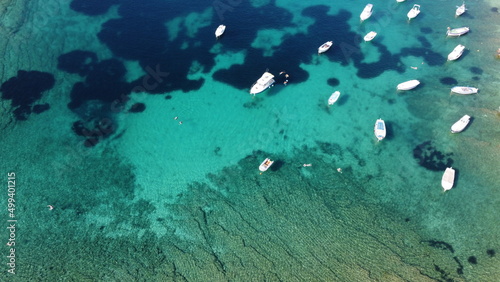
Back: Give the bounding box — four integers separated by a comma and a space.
70, 0, 120, 16
440, 77, 458, 85
420, 27, 433, 34
32, 103, 50, 114
128, 102, 146, 113
68, 59, 130, 110
467, 256, 477, 264
487, 249, 495, 257
57, 50, 98, 76
0, 70, 55, 120
469, 67, 483, 75
327, 78, 340, 87
423, 240, 455, 253
413, 141, 453, 171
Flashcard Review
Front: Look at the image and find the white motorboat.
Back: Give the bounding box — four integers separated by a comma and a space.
318, 41, 333, 54
451, 86, 478, 94
374, 119, 386, 141
328, 91, 341, 106
447, 44, 465, 61
215, 25, 226, 39
259, 158, 274, 172
364, 31, 377, 42
447, 27, 469, 37
250, 71, 275, 95
360, 4, 373, 22
407, 4, 421, 20
451, 115, 471, 133
456, 2, 466, 17
397, 79, 420, 90
397, 0, 406, 2
441, 167, 455, 191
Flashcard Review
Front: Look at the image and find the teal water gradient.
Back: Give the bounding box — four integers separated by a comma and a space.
0, 0, 499, 280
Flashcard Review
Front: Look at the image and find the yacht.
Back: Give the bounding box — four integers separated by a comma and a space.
215, 25, 226, 39
447, 44, 465, 61
374, 119, 386, 141
259, 158, 274, 172
318, 41, 333, 54
407, 4, 421, 20
328, 91, 341, 106
441, 167, 455, 191
397, 80, 420, 90
447, 27, 469, 37
456, 2, 466, 17
364, 31, 377, 42
360, 4, 373, 22
451, 86, 478, 94
451, 115, 471, 133
250, 71, 275, 95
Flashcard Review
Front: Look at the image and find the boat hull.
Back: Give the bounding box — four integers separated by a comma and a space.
360, 4, 373, 21
397, 80, 420, 90
447, 27, 469, 37
374, 119, 386, 141
451, 115, 471, 133
259, 158, 274, 172
328, 91, 341, 105
407, 5, 421, 19
451, 86, 478, 94
215, 25, 226, 38
448, 44, 465, 61
441, 167, 455, 191
250, 72, 275, 95
364, 31, 377, 42
318, 41, 333, 54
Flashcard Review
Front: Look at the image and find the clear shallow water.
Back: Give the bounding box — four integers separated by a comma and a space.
1, 0, 499, 280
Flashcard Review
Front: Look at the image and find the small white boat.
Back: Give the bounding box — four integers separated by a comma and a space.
456, 2, 466, 17
447, 44, 465, 61
407, 4, 421, 20
441, 167, 455, 191
250, 71, 275, 95
360, 4, 373, 22
397, 0, 406, 2
374, 119, 386, 141
328, 91, 341, 106
451, 86, 478, 95
397, 80, 420, 90
364, 31, 377, 42
451, 115, 471, 133
215, 25, 226, 38
259, 158, 274, 172
318, 41, 333, 54
447, 27, 469, 37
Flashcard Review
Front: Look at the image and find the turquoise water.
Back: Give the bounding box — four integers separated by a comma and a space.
1, 0, 499, 280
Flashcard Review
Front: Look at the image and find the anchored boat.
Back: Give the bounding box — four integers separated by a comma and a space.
441, 167, 455, 191
451, 115, 471, 133
250, 71, 275, 95
397, 80, 420, 90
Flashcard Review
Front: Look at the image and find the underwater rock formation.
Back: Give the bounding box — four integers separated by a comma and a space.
0, 70, 55, 120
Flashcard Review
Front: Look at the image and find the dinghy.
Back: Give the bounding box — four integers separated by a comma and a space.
328, 91, 341, 106
397, 80, 420, 90
374, 119, 386, 141
441, 167, 455, 191
447, 44, 465, 61
318, 41, 333, 54
364, 31, 377, 42
451, 86, 478, 94
456, 2, 466, 17
447, 27, 469, 37
451, 115, 471, 133
407, 4, 421, 20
